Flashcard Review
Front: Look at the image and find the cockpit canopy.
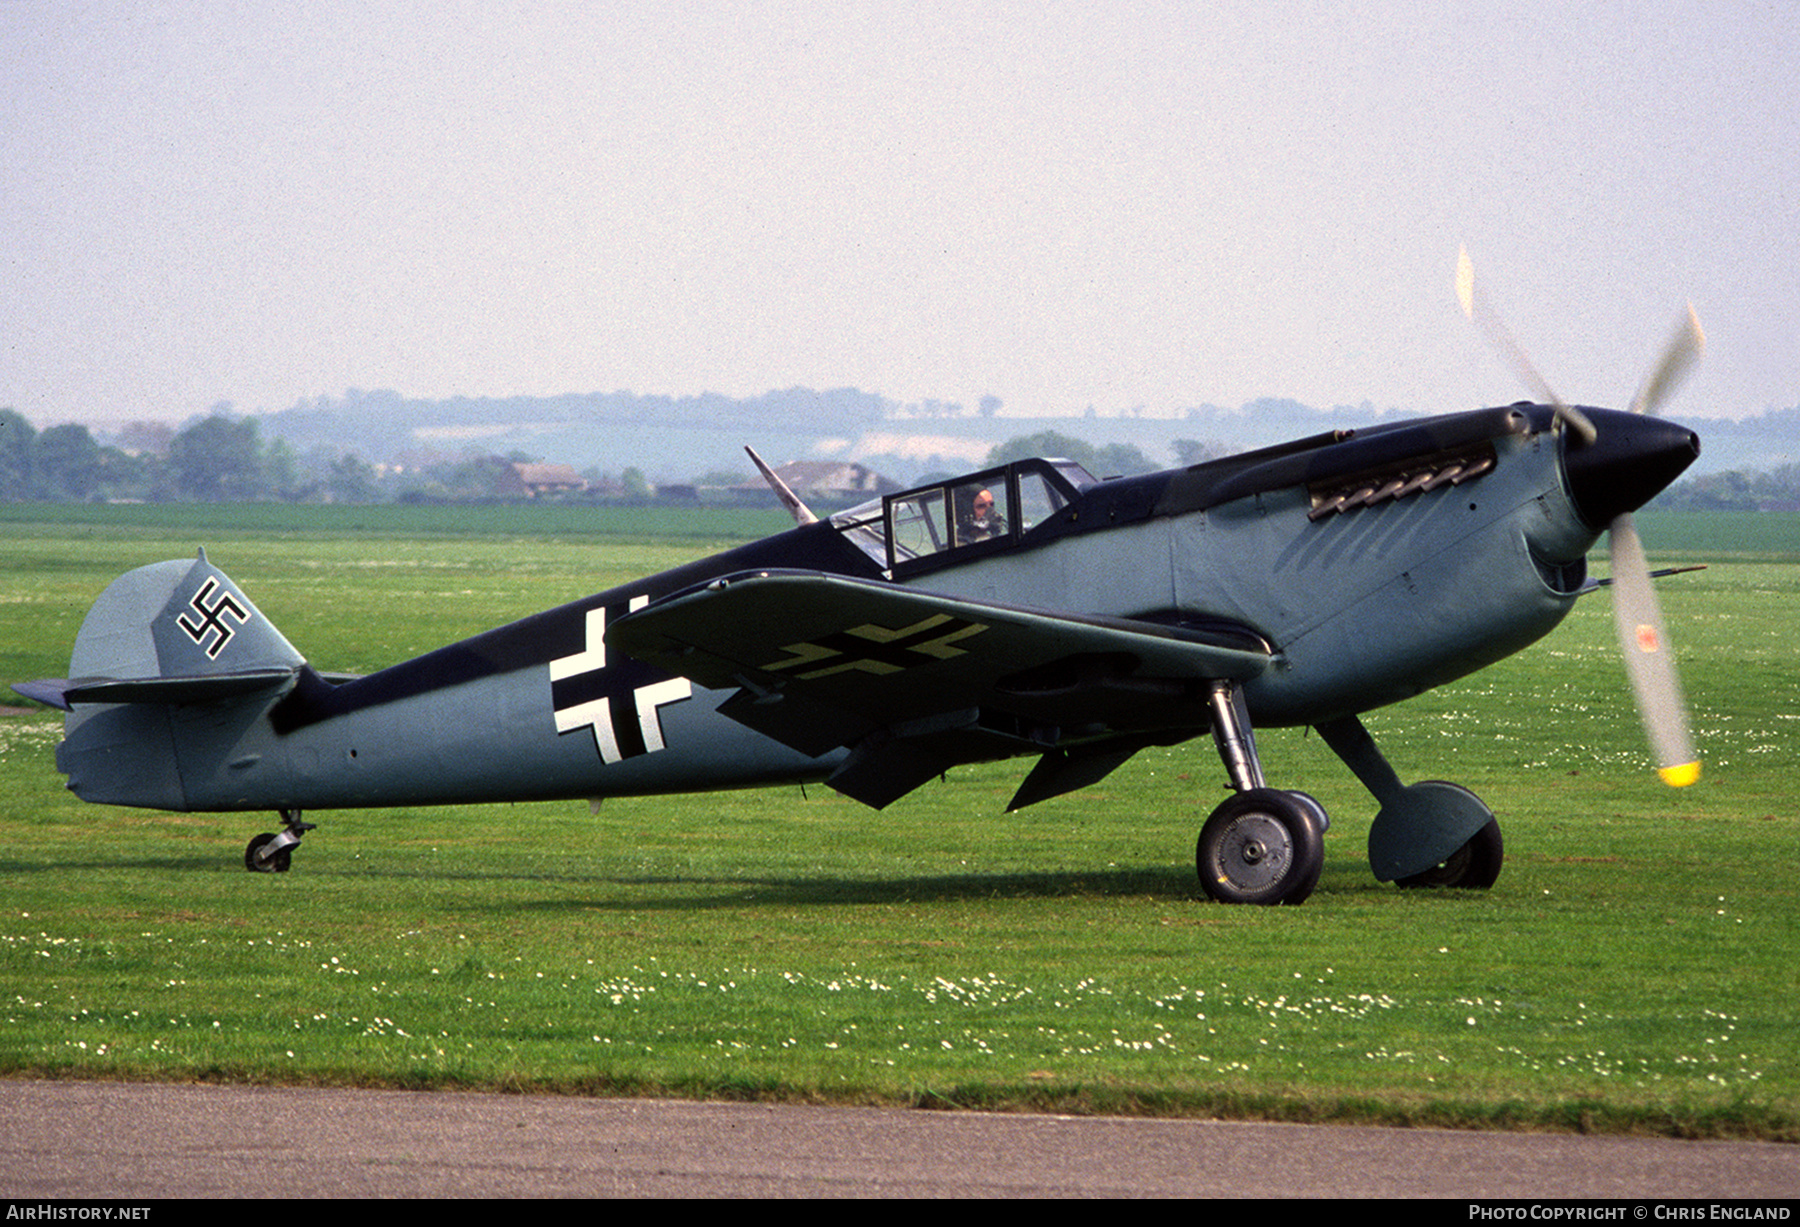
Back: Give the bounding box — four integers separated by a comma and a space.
829, 458, 1095, 575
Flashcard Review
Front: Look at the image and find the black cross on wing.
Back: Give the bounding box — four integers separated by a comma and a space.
762, 613, 988, 680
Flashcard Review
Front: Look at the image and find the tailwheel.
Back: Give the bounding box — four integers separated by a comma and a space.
244, 809, 314, 874
1396, 818, 1503, 890
244, 832, 291, 873
1196, 788, 1326, 906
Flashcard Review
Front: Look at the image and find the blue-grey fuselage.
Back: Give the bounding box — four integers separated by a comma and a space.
48, 403, 1698, 829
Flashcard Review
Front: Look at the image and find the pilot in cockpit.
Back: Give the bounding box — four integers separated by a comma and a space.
956, 486, 1006, 544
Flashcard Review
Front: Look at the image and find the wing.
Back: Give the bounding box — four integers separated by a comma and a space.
608, 570, 1272, 808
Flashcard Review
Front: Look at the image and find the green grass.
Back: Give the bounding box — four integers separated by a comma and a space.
2, 505, 1796, 1138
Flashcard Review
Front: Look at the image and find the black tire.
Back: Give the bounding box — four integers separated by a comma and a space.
1281, 791, 1329, 901
1396, 818, 1502, 889
1196, 788, 1327, 905
244, 832, 291, 874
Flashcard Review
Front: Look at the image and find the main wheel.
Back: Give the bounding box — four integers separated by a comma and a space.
1396, 818, 1502, 889
1196, 788, 1326, 905
245, 832, 292, 874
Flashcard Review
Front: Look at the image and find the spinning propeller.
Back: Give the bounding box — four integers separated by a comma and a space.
1456, 247, 1703, 787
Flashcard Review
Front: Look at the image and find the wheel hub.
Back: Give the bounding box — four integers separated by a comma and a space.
1214, 813, 1292, 891
1195, 787, 1328, 906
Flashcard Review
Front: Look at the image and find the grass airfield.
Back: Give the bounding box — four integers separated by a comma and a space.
1, 505, 1795, 1139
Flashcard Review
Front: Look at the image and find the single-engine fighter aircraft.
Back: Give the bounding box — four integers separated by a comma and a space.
14, 266, 1707, 905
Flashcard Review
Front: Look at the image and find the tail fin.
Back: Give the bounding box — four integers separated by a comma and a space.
16, 549, 305, 710
63, 548, 304, 701
23, 551, 307, 810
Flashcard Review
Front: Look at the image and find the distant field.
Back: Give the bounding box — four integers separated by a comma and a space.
1632, 509, 1800, 560
0, 500, 793, 544
2, 504, 1795, 1138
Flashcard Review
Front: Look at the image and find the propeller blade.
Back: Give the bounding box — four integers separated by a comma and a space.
1454, 249, 1702, 786
1628, 304, 1706, 417
1455, 246, 1597, 444
1607, 513, 1700, 786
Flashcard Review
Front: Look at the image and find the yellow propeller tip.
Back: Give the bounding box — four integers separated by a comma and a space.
1658, 761, 1701, 788
1455, 247, 1475, 318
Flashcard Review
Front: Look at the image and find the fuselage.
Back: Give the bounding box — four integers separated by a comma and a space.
56, 403, 1696, 814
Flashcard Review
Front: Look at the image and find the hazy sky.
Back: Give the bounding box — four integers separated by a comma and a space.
4, 1, 1795, 429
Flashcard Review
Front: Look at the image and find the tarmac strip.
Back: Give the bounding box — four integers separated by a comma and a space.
2, 1079, 1794, 1199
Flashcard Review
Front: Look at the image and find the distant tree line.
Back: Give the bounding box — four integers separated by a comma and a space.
986, 429, 1148, 476
1650, 465, 1800, 512
0, 407, 711, 507
5, 405, 1793, 510
2, 408, 169, 501
0, 406, 1183, 508
1, 408, 353, 503
984, 430, 1212, 477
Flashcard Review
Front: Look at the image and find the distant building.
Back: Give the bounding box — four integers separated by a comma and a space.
767, 460, 899, 500
509, 462, 587, 497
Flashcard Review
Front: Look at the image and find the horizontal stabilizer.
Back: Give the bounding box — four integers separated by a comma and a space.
16, 550, 327, 714
62, 667, 300, 707
11, 679, 74, 711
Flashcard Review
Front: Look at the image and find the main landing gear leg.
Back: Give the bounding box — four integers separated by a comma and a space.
1195, 682, 1328, 906
245, 809, 315, 874
1315, 716, 1502, 889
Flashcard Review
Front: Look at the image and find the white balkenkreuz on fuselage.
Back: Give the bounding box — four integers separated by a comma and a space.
548, 595, 691, 764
